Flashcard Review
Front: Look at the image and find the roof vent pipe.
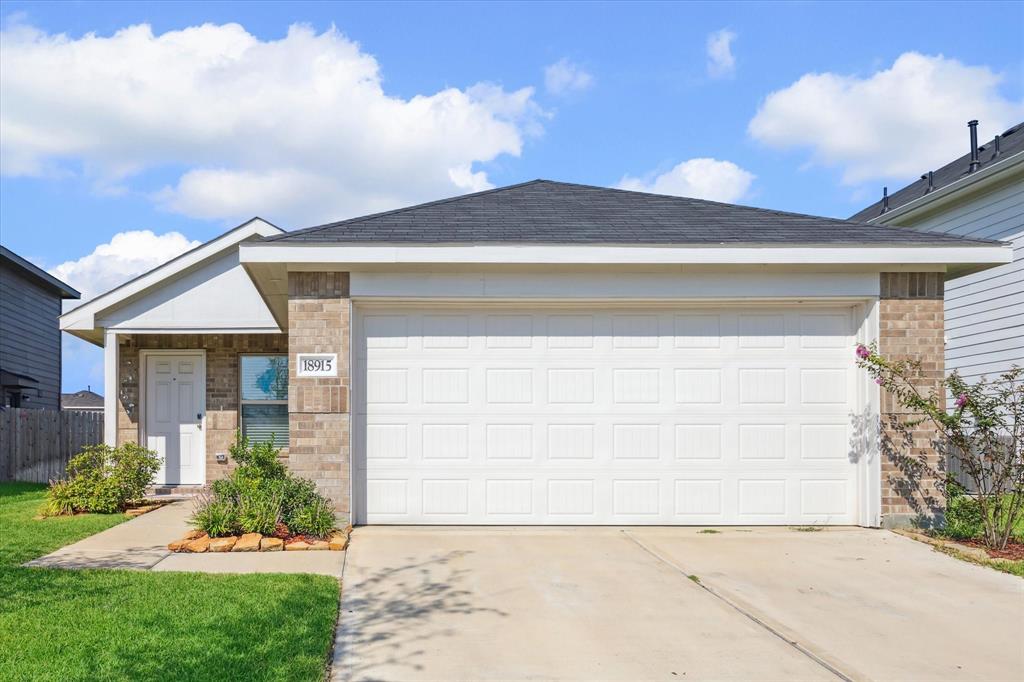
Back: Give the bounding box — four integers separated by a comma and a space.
881, 186, 889, 214
968, 119, 980, 172
921, 171, 934, 194
993, 134, 1002, 158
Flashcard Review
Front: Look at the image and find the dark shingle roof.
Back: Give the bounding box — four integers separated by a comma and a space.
850, 121, 1024, 222
0, 246, 80, 298
271, 180, 1000, 247
61, 389, 103, 409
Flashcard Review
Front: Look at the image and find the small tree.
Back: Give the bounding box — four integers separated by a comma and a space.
856, 343, 1023, 549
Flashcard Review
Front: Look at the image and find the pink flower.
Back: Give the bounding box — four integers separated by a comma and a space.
875, 377, 883, 385
955, 394, 968, 409
856, 344, 871, 360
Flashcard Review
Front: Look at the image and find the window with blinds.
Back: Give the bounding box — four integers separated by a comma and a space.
240, 355, 288, 448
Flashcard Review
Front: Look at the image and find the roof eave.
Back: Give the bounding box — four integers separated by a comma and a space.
59, 217, 284, 343
864, 150, 1024, 225
240, 242, 1012, 266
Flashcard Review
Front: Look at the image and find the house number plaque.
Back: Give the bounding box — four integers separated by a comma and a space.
296, 353, 338, 378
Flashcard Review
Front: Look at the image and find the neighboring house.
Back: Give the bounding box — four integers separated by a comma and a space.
61, 388, 104, 412
0, 246, 80, 409
60, 181, 1012, 528
851, 119, 1024, 384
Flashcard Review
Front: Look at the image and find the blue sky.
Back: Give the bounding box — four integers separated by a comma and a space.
1, 0, 1022, 392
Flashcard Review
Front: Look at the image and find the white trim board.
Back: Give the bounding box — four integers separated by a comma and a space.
349, 270, 883, 300
62, 218, 283, 343
240, 243, 1011, 266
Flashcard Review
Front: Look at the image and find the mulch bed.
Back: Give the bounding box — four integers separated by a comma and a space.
954, 538, 1024, 561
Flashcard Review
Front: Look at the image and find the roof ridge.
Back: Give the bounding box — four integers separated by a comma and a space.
525, 178, 906, 229
268, 179, 550, 241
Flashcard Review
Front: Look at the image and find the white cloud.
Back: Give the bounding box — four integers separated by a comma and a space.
50, 230, 201, 305
544, 58, 594, 95
748, 52, 1024, 184
706, 29, 736, 79
618, 158, 755, 203
0, 21, 542, 225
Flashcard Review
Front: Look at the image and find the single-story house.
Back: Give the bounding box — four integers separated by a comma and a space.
60, 180, 1012, 528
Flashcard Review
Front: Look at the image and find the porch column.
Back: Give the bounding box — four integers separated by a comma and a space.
103, 329, 118, 446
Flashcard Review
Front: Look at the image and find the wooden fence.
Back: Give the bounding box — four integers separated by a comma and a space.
0, 408, 104, 483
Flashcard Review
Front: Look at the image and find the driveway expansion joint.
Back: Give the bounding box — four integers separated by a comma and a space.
621, 529, 853, 682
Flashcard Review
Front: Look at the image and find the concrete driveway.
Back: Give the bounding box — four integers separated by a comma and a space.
334, 527, 1023, 682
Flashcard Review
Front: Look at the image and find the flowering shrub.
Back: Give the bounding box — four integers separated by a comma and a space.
856, 343, 1023, 549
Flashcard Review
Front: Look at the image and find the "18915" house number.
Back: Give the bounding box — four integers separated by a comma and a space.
296, 353, 338, 377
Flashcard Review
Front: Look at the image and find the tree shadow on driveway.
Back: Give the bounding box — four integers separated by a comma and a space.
334, 549, 508, 681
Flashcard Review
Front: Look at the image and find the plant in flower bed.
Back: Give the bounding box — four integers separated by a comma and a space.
43, 442, 160, 515
190, 432, 338, 541
856, 344, 1023, 552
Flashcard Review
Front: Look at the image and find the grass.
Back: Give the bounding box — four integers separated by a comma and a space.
0, 482, 340, 681
791, 526, 824, 533
931, 544, 1024, 578
697, 529, 720, 534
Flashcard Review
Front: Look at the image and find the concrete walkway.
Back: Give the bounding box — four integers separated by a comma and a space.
25, 500, 345, 577
333, 526, 1024, 682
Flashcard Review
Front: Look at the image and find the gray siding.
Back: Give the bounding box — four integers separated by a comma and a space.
0, 262, 64, 409
894, 178, 1024, 382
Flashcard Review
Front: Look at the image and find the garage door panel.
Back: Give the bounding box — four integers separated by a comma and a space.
357, 305, 858, 525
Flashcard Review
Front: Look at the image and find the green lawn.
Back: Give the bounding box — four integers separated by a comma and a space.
0, 483, 340, 681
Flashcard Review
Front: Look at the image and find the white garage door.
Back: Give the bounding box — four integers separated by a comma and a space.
355, 305, 859, 525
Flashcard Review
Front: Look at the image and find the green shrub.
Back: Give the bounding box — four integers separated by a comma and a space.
43, 443, 160, 515
43, 480, 78, 516
944, 491, 984, 540
189, 431, 335, 539
237, 490, 282, 535
230, 433, 287, 481
191, 496, 239, 537
278, 477, 320, 528
290, 498, 336, 539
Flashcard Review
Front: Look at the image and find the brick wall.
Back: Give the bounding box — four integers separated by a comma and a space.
878, 272, 946, 527
288, 272, 350, 514
117, 333, 288, 481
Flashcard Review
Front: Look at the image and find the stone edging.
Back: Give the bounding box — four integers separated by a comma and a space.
168, 525, 352, 553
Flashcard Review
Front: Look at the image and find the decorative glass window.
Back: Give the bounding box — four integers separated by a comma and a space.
240, 355, 288, 448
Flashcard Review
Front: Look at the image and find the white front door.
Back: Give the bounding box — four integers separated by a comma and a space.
356, 304, 860, 525
145, 352, 205, 485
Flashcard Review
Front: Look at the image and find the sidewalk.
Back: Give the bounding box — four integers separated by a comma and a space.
25, 501, 345, 576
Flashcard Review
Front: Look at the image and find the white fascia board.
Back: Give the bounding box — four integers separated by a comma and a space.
60, 218, 283, 334
866, 151, 1024, 225
239, 243, 1012, 266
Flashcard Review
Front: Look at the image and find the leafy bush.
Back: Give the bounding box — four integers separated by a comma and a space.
43, 443, 160, 515
290, 498, 337, 539
944, 494, 984, 540
230, 433, 287, 481
190, 431, 336, 538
